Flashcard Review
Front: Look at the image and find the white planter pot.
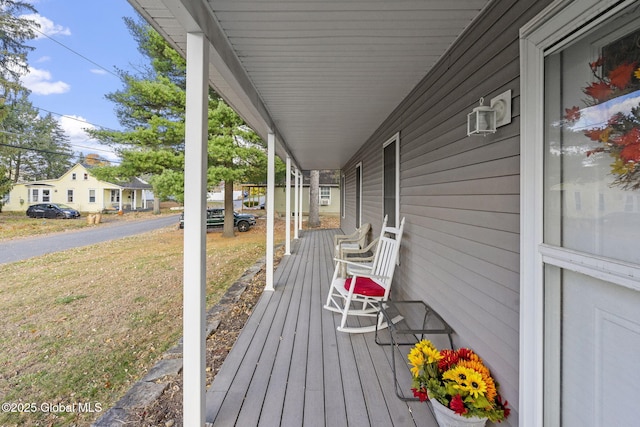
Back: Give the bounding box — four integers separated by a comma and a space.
430, 397, 488, 427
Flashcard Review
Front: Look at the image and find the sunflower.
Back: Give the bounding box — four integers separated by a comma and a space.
462, 370, 487, 398
408, 347, 426, 377
443, 366, 472, 385
415, 340, 442, 363
458, 360, 497, 402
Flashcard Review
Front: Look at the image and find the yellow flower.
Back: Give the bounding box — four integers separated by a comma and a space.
458, 359, 497, 401
635, 67, 640, 80
463, 370, 487, 398
423, 346, 442, 364
443, 366, 471, 385
408, 347, 426, 377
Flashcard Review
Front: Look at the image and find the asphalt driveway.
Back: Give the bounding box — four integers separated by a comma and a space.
0, 214, 179, 265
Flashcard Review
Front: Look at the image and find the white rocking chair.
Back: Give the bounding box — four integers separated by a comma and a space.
324, 217, 405, 333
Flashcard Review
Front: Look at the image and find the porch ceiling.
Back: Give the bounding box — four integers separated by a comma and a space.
127, 0, 489, 170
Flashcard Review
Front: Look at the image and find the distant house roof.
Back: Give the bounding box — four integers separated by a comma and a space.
111, 177, 152, 190
297, 170, 340, 186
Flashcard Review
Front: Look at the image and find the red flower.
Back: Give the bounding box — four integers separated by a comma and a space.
411, 387, 429, 402
449, 394, 467, 415
438, 349, 459, 371
584, 81, 613, 102
456, 348, 475, 361
620, 143, 640, 163
608, 62, 637, 90
496, 395, 510, 420
564, 106, 581, 122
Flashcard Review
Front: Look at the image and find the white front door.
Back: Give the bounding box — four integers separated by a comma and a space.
521, 1, 640, 425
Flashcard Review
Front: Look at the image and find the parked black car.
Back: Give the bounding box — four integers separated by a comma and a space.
179, 208, 256, 232
26, 203, 81, 219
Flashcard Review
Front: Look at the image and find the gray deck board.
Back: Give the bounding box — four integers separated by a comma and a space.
206, 229, 438, 426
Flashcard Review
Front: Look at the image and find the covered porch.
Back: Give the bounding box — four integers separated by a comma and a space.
205, 228, 438, 427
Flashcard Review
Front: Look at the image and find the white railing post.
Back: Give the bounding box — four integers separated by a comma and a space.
285, 156, 291, 255
266, 132, 275, 291
183, 31, 208, 427
294, 168, 299, 239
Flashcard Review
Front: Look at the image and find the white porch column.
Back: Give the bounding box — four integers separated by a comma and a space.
118, 189, 123, 212
298, 170, 303, 231
294, 168, 299, 239
265, 132, 275, 291
183, 31, 208, 426
285, 156, 291, 255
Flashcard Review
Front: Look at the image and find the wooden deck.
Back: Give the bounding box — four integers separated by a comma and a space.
205, 229, 438, 426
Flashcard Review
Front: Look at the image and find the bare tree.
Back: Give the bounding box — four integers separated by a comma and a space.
308, 170, 320, 228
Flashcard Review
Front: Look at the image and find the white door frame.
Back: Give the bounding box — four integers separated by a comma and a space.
519, 1, 638, 425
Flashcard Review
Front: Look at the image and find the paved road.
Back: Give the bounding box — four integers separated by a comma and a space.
0, 214, 180, 265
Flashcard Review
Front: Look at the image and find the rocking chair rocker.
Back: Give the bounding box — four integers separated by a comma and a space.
324, 217, 405, 333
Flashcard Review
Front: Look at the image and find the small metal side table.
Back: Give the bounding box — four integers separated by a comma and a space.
375, 300, 454, 401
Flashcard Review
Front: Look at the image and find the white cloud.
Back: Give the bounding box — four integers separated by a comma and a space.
58, 116, 119, 163
21, 66, 70, 95
20, 13, 71, 38
35, 55, 51, 63
90, 68, 108, 75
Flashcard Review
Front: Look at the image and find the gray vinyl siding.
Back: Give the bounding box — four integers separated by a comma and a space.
340, 1, 553, 425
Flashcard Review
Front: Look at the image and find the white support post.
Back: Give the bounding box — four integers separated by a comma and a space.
285, 156, 291, 255
265, 132, 275, 291
118, 189, 123, 212
183, 31, 208, 427
294, 168, 299, 239
298, 170, 303, 231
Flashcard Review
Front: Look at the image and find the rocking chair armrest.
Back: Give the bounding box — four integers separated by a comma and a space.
333, 257, 374, 270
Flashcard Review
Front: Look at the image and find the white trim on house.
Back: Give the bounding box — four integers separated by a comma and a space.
520, 1, 638, 425
355, 161, 362, 227
382, 132, 400, 228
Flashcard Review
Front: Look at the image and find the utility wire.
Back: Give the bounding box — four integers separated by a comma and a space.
32, 27, 120, 79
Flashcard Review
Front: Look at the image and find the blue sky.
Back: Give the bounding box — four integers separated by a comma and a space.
20, 0, 144, 162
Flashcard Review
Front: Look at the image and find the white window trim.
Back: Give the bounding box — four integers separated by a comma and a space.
382, 132, 400, 227
520, 1, 637, 426
341, 173, 346, 219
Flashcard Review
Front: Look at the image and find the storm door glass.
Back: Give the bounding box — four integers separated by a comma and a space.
543, 7, 640, 426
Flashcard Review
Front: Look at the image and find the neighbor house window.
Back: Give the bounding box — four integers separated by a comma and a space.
72, 173, 76, 180
383, 133, 400, 227
67, 190, 74, 203
319, 186, 331, 205
89, 189, 96, 203
110, 190, 120, 203
42, 189, 50, 202
31, 188, 39, 202
83, 173, 88, 180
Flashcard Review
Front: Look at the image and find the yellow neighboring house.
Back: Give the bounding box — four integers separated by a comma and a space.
3, 163, 153, 214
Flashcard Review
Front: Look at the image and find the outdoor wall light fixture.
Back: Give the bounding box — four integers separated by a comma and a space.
467, 90, 512, 137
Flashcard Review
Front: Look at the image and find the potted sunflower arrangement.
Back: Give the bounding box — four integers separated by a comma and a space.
408, 340, 510, 426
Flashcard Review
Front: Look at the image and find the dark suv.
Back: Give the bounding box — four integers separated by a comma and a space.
179, 208, 256, 232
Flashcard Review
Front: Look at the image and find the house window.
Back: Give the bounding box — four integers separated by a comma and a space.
72, 173, 76, 180
83, 173, 88, 180
89, 189, 96, 203
67, 190, 74, 203
31, 188, 39, 202
383, 133, 400, 227
110, 190, 120, 203
319, 186, 330, 206
42, 189, 50, 202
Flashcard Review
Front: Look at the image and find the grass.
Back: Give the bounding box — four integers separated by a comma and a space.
0, 212, 287, 427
